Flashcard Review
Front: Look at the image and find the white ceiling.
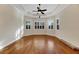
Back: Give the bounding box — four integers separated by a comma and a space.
12, 4, 69, 18
22, 4, 58, 15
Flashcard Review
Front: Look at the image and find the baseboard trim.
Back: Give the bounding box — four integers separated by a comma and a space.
23, 34, 48, 36
46, 35, 79, 51
57, 38, 79, 51
0, 37, 22, 50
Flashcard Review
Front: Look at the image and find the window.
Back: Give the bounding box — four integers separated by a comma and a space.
57, 19, 59, 30
35, 22, 39, 29
48, 22, 53, 29
35, 22, 44, 29
40, 22, 44, 29
26, 21, 30, 29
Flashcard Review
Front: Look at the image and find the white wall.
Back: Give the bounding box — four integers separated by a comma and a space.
0, 5, 24, 49
24, 16, 55, 36
55, 5, 79, 48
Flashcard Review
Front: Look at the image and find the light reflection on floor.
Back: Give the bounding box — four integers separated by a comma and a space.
48, 39, 54, 51
34, 38, 45, 50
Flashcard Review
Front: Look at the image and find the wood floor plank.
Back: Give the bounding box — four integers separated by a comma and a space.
0, 35, 78, 54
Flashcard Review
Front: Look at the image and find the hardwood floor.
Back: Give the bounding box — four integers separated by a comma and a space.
0, 35, 78, 54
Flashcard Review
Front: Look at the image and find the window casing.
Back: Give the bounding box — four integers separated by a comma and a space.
49, 23, 53, 29
26, 21, 31, 29
35, 22, 44, 29
57, 19, 59, 30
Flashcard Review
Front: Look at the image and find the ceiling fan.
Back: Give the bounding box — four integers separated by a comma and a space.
33, 4, 47, 14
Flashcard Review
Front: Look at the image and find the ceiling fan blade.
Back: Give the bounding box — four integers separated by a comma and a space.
41, 9, 47, 11
32, 4, 47, 15
41, 11, 44, 14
